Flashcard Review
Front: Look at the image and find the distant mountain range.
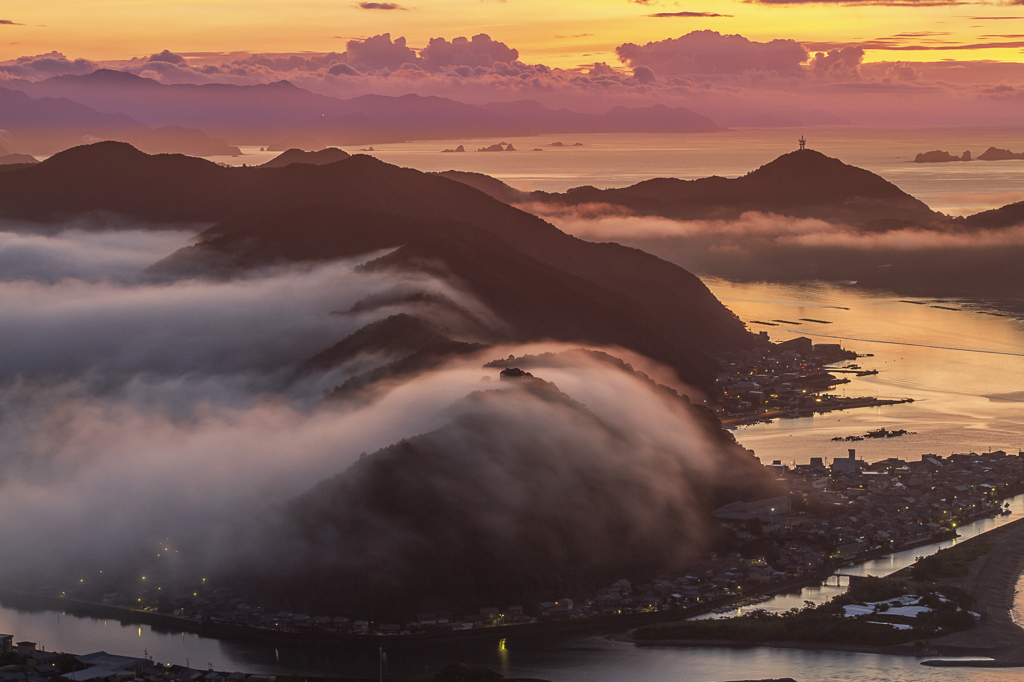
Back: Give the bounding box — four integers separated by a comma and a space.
0, 86, 241, 156
2, 69, 717, 151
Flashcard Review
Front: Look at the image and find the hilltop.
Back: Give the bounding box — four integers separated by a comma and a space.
0, 141, 756, 390
444, 149, 942, 229
241, 365, 773, 617
260, 147, 350, 168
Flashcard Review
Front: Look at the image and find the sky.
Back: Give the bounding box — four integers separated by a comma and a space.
3, 0, 1024, 66
2, 1, 1024, 124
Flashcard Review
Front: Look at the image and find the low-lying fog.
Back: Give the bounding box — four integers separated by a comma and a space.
0, 224, 743, 590
533, 204, 1024, 299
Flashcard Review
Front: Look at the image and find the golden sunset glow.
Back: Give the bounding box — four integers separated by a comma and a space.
3, 1, 1023, 67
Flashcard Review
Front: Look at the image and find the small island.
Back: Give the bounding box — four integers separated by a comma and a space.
441, 144, 465, 153
478, 142, 516, 152
977, 147, 1024, 161
914, 150, 971, 163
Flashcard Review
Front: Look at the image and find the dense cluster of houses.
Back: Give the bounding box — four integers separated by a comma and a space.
716, 337, 859, 417
24, 446, 1024, 639
574, 448, 1024, 618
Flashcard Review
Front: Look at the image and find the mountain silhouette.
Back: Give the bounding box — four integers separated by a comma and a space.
0, 141, 755, 390
242, 364, 775, 617
445, 149, 942, 229
261, 147, 350, 168
6, 70, 720, 146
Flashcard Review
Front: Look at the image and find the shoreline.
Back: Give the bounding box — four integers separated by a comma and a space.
916, 516, 1024, 666
630, 517, 1024, 667
0, 525, 986, 652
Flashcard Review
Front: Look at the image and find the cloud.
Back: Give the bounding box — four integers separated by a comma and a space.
649, 12, 733, 17
328, 62, 359, 76
148, 50, 186, 64
533, 206, 1024, 298
752, 0, 967, 5
420, 34, 519, 69
0, 20, 24, 26
808, 46, 865, 80
633, 64, 657, 83
0, 222, 770, 596
616, 30, 808, 76
344, 33, 419, 72
0, 226, 201, 285
885, 61, 919, 81
0, 51, 96, 79
357, 2, 407, 9
4, 29, 1024, 127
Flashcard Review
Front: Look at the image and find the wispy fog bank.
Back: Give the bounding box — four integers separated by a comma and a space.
536, 205, 1024, 296
0, 225, 763, 599
0, 228, 200, 284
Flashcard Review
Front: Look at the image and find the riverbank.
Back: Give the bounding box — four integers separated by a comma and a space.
913, 517, 1024, 666
631, 517, 1024, 666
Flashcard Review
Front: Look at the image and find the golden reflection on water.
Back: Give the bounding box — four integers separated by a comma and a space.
703, 279, 1024, 466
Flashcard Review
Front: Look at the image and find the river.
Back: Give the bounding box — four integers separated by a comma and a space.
3, 278, 1024, 681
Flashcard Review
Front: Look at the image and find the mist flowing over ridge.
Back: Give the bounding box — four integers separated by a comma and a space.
440, 149, 1024, 302
0, 220, 774, 617
0, 141, 756, 390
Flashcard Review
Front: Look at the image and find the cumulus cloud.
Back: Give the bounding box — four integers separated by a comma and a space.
616, 30, 808, 76
420, 34, 519, 69
148, 49, 186, 64
344, 33, 419, 72
808, 46, 865, 80
885, 61, 919, 82
0, 51, 96, 79
3, 30, 1024, 126
633, 64, 657, 84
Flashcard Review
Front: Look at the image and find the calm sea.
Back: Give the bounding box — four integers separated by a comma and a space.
218, 127, 1024, 217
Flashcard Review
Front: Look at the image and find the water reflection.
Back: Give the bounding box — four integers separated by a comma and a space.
704, 280, 1024, 466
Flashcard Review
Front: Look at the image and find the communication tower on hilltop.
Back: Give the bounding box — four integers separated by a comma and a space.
798, 135, 806, 151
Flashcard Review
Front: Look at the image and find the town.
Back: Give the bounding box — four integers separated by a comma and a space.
5, 447, 1021, 646
715, 336, 912, 425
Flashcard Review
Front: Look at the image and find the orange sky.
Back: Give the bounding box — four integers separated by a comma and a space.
3, 1, 1024, 68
